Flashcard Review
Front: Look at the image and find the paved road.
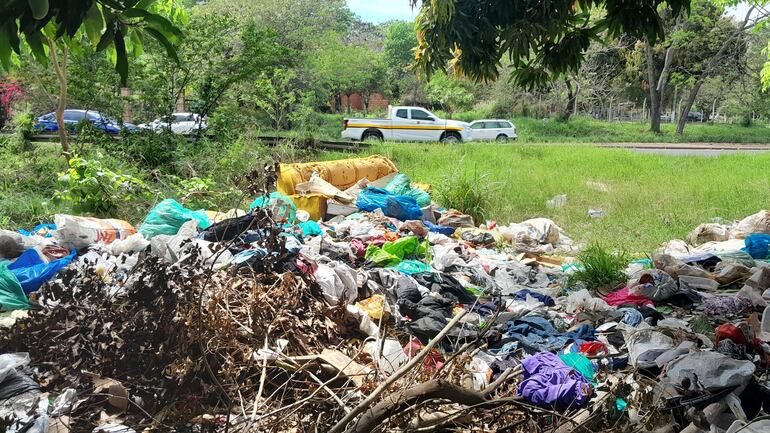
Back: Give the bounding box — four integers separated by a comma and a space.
599, 142, 770, 156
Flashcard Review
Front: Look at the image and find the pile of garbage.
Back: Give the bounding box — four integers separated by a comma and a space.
2, 155, 770, 433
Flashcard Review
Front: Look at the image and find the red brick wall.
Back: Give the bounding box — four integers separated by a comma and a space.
332, 93, 390, 112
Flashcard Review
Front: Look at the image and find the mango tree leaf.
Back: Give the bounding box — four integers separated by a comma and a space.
114, 28, 128, 85
129, 30, 143, 57
0, 25, 12, 70
24, 31, 48, 67
123, 8, 183, 39
28, 0, 49, 20
143, 26, 179, 63
84, 2, 104, 46
96, 23, 115, 51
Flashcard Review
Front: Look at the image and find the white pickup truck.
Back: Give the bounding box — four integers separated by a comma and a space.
341, 106, 471, 143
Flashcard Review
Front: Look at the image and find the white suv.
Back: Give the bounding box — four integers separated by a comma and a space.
139, 112, 206, 134
469, 119, 517, 141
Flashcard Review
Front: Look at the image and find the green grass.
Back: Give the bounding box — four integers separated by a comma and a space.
323, 142, 770, 253
300, 112, 770, 144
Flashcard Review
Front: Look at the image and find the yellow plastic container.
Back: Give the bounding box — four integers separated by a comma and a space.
289, 194, 328, 221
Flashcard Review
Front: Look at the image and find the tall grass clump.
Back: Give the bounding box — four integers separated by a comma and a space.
569, 244, 629, 294
435, 169, 494, 225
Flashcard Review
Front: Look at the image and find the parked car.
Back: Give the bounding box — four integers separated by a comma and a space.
468, 119, 517, 141
139, 112, 207, 134
342, 106, 471, 143
34, 109, 137, 134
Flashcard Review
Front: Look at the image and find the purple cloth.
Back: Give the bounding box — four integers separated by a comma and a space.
516, 352, 592, 410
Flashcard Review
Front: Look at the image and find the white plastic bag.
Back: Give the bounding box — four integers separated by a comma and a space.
109, 233, 150, 255
54, 215, 137, 250
316, 262, 358, 305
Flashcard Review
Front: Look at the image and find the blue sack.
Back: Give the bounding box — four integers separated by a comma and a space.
423, 220, 455, 236
357, 187, 422, 221
743, 233, 770, 259
8, 248, 76, 294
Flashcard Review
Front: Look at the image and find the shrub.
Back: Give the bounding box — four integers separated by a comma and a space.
568, 244, 629, 293
434, 169, 494, 225
55, 157, 154, 216
113, 130, 186, 172
11, 111, 35, 151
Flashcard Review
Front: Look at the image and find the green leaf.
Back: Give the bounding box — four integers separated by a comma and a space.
124, 8, 183, 38
84, 2, 104, 46
99, 0, 126, 10
96, 24, 115, 52
129, 30, 143, 57
114, 28, 128, 85
25, 31, 48, 67
28, 0, 49, 20
134, 0, 158, 9
0, 25, 13, 70
143, 26, 179, 63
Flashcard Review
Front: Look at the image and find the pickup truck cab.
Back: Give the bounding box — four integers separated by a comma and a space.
342, 106, 471, 143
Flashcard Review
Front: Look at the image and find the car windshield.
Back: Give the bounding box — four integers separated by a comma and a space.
411, 110, 433, 120
63, 111, 85, 121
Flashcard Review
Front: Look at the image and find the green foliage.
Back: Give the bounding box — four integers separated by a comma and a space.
569, 244, 629, 293
412, 0, 690, 88
55, 157, 153, 216
114, 130, 186, 171
435, 169, 494, 225
170, 176, 241, 210
425, 72, 474, 117
11, 110, 35, 151
384, 21, 417, 74
0, 0, 185, 85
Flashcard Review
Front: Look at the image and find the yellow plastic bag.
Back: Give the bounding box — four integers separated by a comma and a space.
355, 294, 390, 320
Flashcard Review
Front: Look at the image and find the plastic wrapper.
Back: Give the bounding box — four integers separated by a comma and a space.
55, 215, 137, 250
357, 187, 422, 221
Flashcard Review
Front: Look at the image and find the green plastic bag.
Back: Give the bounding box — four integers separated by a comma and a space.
385, 174, 431, 208
249, 192, 297, 224
559, 352, 595, 384
0, 261, 30, 311
365, 244, 401, 266
139, 199, 212, 239
366, 236, 429, 267
390, 259, 431, 275
382, 236, 427, 258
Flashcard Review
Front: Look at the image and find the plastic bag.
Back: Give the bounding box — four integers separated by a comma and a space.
437, 210, 475, 229
627, 269, 678, 301
249, 192, 297, 224
139, 199, 211, 239
109, 233, 151, 255
733, 210, 770, 238
0, 262, 29, 311
8, 249, 76, 294
357, 187, 422, 221
54, 215, 137, 250
355, 294, 390, 320
0, 230, 28, 259
384, 173, 431, 207
315, 262, 357, 305
391, 259, 432, 275
742, 233, 770, 259
687, 223, 730, 245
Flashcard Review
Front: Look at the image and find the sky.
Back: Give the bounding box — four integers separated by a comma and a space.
346, 0, 418, 23
348, 1, 752, 24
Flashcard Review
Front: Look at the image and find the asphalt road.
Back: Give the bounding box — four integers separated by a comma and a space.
599, 143, 770, 156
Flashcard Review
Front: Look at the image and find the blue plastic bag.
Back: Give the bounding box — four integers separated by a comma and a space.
423, 220, 455, 236
9, 248, 76, 294
18, 223, 57, 237
139, 199, 212, 239
743, 233, 770, 259
357, 187, 422, 221
298, 220, 323, 237
249, 192, 297, 224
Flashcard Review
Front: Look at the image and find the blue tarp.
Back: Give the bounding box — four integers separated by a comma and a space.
9, 249, 76, 294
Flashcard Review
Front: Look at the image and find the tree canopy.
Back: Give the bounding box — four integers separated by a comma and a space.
0, 0, 184, 85
412, 0, 691, 88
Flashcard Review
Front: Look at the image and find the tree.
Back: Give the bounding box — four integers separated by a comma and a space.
0, 0, 184, 155
357, 53, 389, 115
411, 0, 690, 88
425, 72, 474, 117
250, 69, 300, 131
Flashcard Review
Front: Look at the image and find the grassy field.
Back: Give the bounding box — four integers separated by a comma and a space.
324, 143, 770, 253
309, 112, 770, 144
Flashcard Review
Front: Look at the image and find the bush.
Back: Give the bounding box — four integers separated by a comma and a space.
55, 157, 155, 217
435, 169, 494, 225
568, 244, 629, 293
112, 130, 187, 172
11, 111, 35, 151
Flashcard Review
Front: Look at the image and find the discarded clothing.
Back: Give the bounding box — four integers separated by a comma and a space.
603, 287, 654, 308
513, 289, 555, 306
517, 352, 591, 410
493, 316, 595, 354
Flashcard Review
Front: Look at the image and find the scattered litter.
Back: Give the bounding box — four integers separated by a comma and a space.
3, 157, 770, 432
546, 194, 567, 208
588, 208, 606, 218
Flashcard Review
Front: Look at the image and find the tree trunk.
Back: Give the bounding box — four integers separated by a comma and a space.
676, 80, 704, 134
645, 39, 662, 133
564, 79, 577, 120
362, 93, 370, 115
345, 93, 351, 115
48, 38, 69, 160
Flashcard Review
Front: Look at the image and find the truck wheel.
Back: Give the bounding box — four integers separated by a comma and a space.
362, 130, 383, 142
496, 134, 509, 142
441, 132, 461, 144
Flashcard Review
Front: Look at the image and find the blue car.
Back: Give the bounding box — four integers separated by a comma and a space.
34, 109, 138, 134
